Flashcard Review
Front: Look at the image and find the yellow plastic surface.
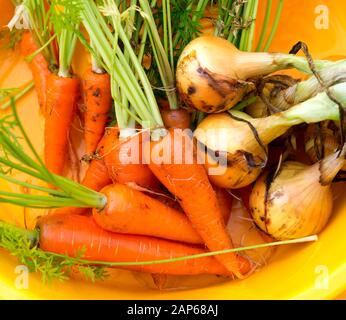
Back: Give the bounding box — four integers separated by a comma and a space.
0, 0, 346, 299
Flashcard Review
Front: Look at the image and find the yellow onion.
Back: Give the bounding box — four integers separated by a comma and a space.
305, 124, 346, 171
194, 82, 346, 188
176, 36, 334, 113
195, 111, 289, 188
246, 61, 346, 118
245, 99, 270, 118
249, 145, 346, 240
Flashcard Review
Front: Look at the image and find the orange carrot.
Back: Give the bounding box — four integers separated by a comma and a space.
82, 157, 112, 191
99, 127, 160, 190
214, 186, 233, 223
161, 108, 191, 129
147, 129, 250, 277
44, 73, 79, 176
160, 100, 191, 129
93, 183, 203, 244
148, 189, 183, 212
38, 214, 240, 276
83, 69, 112, 155
20, 31, 51, 112
51, 156, 111, 216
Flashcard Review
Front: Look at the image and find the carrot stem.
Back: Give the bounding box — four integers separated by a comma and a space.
263, 0, 284, 51
0, 102, 107, 209
245, 0, 259, 52
0, 216, 318, 267
66, 235, 318, 267
255, 0, 272, 51
0, 81, 34, 110
140, 0, 178, 110
0, 220, 39, 247
25, 34, 57, 63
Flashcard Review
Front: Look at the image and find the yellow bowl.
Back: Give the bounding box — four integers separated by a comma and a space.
1, 0, 346, 299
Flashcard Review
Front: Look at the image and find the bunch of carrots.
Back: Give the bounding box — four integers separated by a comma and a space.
0, 0, 344, 288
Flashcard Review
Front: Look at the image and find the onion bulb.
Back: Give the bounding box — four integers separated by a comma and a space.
268, 61, 346, 112
245, 99, 270, 118
249, 144, 346, 240
194, 83, 346, 189
176, 36, 334, 113
305, 124, 346, 171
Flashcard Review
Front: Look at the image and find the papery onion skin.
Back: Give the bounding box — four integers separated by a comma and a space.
305, 125, 346, 171
249, 161, 334, 240
194, 112, 292, 189
194, 83, 346, 189
176, 36, 334, 113
176, 36, 275, 113
198, 145, 265, 189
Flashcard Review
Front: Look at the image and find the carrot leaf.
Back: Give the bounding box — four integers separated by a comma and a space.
0, 81, 34, 110
0, 100, 107, 209
0, 217, 318, 284
0, 220, 108, 283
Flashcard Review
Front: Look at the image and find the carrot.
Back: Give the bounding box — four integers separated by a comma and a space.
83, 69, 112, 155
82, 157, 112, 191
44, 73, 80, 176
159, 100, 191, 129
20, 31, 51, 112
99, 127, 160, 190
38, 214, 239, 276
148, 189, 183, 212
147, 129, 250, 277
214, 186, 233, 223
93, 183, 203, 244
51, 157, 111, 216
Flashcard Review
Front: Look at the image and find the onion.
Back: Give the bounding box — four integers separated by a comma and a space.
305, 124, 346, 171
176, 36, 335, 113
246, 61, 346, 118
249, 144, 346, 240
194, 82, 346, 189
268, 61, 346, 112
246, 100, 270, 118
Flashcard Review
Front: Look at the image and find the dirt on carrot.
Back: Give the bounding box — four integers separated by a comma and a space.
44, 73, 80, 176
38, 214, 236, 276
82, 69, 112, 156
98, 127, 160, 190
93, 183, 203, 244
20, 31, 51, 113
147, 129, 251, 277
